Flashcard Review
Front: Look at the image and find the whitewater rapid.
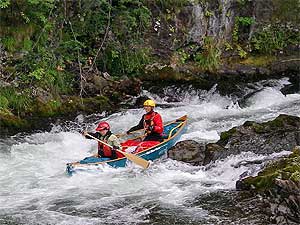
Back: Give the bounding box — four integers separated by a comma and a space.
0, 78, 299, 225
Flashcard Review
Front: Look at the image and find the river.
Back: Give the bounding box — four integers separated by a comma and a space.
0, 78, 299, 225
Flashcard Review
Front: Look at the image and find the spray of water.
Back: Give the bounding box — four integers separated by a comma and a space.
0, 78, 300, 224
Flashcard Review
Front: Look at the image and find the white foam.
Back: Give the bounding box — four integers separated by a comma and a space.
0, 79, 300, 224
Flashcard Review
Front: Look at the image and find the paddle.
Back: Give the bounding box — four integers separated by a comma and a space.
85, 133, 150, 169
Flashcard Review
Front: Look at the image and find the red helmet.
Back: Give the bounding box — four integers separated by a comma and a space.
96, 121, 110, 131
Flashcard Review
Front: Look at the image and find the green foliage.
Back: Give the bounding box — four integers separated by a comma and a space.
18, 46, 73, 95
0, 0, 10, 8
230, 16, 255, 58
251, 25, 299, 54
0, 0, 55, 54
101, 44, 150, 76
194, 37, 221, 72
236, 16, 255, 26
232, 22, 239, 43
23, 38, 33, 51
224, 42, 233, 51
1, 37, 15, 51
205, 10, 213, 17
237, 45, 247, 58
154, 0, 189, 10
0, 96, 9, 109
177, 49, 189, 64
37, 99, 62, 117
236, 0, 250, 5
0, 88, 32, 115
0, 0, 155, 103
232, 16, 255, 43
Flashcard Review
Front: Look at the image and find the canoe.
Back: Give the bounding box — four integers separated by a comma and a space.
66, 115, 187, 175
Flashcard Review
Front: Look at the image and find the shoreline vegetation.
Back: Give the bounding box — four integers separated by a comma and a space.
0, 0, 299, 135
0, 1, 299, 222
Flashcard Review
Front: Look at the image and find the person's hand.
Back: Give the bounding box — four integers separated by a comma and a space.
147, 126, 153, 132
145, 126, 153, 134
82, 130, 88, 136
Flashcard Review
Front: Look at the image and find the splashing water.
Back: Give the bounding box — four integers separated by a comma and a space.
1, 79, 300, 225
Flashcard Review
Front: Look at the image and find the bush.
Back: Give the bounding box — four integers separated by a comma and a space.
194, 37, 221, 72
0, 88, 32, 115
251, 25, 300, 54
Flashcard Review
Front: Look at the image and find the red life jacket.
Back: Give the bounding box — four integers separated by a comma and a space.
97, 132, 115, 158
143, 111, 163, 135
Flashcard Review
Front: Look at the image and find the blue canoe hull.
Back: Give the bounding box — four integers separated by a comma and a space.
66, 115, 187, 175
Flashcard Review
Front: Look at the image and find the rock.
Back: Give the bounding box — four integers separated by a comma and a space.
206, 114, 300, 164
168, 140, 206, 166
171, 114, 300, 167
271, 59, 300, 74
269, 179, 300, 224
235, 147, 300, 224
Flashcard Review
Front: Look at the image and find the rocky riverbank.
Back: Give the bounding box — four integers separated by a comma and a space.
1, 0, 299, 136
168, 114, 300, 224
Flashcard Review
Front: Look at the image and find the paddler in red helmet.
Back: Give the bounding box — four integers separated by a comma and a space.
83, 121, 121, 159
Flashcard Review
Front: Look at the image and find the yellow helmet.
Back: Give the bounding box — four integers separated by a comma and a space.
143, 99, 155, 107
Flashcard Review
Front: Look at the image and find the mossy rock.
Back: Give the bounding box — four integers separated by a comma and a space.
0, 110, 29, 130
32, 95, 111, 118
34, 99, 63, 117
81, 96, 111, 113
219, 127, 237, 143
243, 114, 299, 134
241, 147, 300, 192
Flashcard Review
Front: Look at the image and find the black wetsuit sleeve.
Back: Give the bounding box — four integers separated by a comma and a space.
84, 132, 100, 139
127, 116, 144, 133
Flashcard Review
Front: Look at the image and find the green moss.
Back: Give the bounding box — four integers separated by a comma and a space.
82, 96, 111, 113
34, 99, 62, 117
33, 95, 111, 118
251, 114, 300, 133
0, 110, 29, 129
242, 148, 300, 191
252, 124, 265, 133
240, 56, 276, 67
219, 127, 237, 143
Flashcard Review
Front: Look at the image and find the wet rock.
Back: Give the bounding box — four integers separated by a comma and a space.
271, 59, 300, 74
0, 111, 29, 135
235, 146, 300, 224
170, 114, 300, 170
204, 114, 300, 164
168, 140, 206, 166
270, 179, 300, 224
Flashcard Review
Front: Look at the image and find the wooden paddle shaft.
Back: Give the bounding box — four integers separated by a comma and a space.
85, 133, 150, 169
86, 133, 113, 148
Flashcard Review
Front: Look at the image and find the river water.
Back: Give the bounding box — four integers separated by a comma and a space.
0, 78, 300, 225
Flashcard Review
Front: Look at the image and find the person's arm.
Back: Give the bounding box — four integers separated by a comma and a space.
109, 134, 122, 150
82, 131, 99, 139
127, 116, 144, 134
151, 113, 163, 134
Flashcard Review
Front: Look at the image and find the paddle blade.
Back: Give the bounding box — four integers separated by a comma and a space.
120, 151, 150, 169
